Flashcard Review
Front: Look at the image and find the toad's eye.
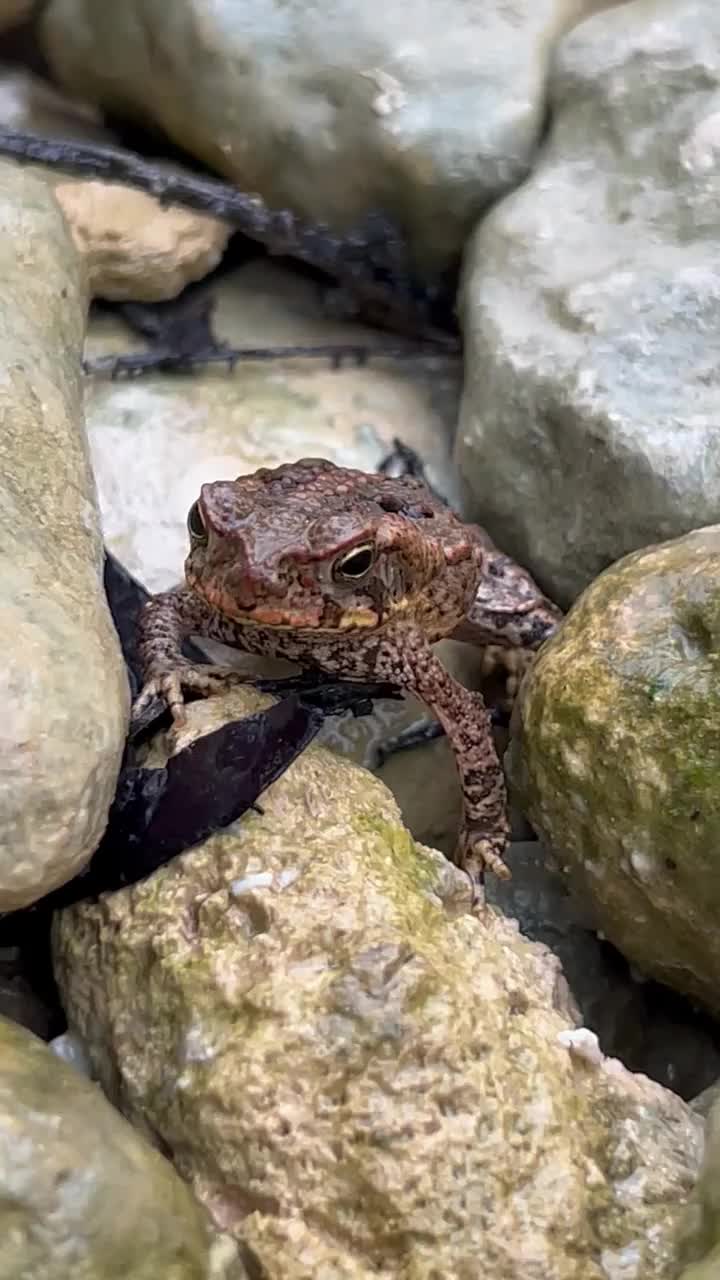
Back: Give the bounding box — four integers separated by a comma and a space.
333, 543, 376, 581
187, 501, 208, 546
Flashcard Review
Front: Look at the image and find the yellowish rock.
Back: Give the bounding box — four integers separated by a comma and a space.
55, 180, 231, 301
53, 689, 702, 1280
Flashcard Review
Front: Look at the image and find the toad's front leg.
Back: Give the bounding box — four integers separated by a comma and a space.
134, 586, 252, 725
389, 632, 511, 896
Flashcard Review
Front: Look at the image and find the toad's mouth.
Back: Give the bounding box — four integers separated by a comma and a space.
192, 580, 379, 632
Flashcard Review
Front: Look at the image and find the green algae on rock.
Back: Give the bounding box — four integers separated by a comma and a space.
508, 525, 720, 1015
0, 1016, 246, 1280
53, 688, 701, 1279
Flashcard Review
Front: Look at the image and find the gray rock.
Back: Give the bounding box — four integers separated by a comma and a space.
0, 1016, 246, 1280
0, 161, 128, 909
457, 0, 720, 608
53, 687, 702, 1280
507, 525, 720, 1016
41, 0, 609, 275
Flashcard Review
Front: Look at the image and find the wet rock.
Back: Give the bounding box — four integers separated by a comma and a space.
508, 526, 720, 1016
41, 0, 614, 276
53, 689, 701, 1280
0, 66, 231, 301
0, 1015, 246, 1280
0, 161, 128, 910
457, 0, 720, 608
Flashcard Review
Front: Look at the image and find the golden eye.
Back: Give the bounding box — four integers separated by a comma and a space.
334, 543, 375, 581
187, 501, 208, 546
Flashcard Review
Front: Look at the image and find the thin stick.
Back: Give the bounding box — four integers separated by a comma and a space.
83, 340, 459, 379
0, 128, 458, 346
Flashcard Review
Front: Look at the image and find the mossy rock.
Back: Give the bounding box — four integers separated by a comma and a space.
508, 525, 720, 1013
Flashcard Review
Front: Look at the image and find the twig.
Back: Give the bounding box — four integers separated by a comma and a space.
84, 341, 457, 379
0, 128, 459, 347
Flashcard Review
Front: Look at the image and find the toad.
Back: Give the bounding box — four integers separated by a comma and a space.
134, 458, 561, 890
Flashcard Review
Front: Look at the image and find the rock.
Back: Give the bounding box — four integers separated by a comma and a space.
507, 526, 720, 1016
52, 688, 702, 1280
41, 0, 618, 277
677, 1097, 720, 1279
0, 65, 108, 139
0, 66, 231, 301
0, 1015, 246, 1280
488, 842, 720, 1101
457, 0, 720, 608
0, 161, 128, 911
0, 0, 32, 32
55, 180, 231, 302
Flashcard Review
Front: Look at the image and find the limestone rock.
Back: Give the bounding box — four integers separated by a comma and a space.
53, 688, 701, 1280
457, 0, 720, 608
0, 1016, 246, 1280
0, 161, 128, 910
41, 0, 619, 276
507, 526, 720, 1015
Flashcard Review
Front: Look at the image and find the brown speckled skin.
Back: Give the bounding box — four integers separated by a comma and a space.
135, 458, 561, 889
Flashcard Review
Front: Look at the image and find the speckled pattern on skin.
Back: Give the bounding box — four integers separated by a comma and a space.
135, 458, 561, 890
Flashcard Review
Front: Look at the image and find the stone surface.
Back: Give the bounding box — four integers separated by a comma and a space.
677, 1097, 720, 1278
41, 0, 620, 276
457, 0, 720, 608
55, 180, 232, 302
0, 1015, 246, 1280
508, 526, 720, 1016
0, 65, 108, 140
489, 842, 720, 1101
0, 66, 231, 302
0, 161, 128, 911
53, 689, 702, 1280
